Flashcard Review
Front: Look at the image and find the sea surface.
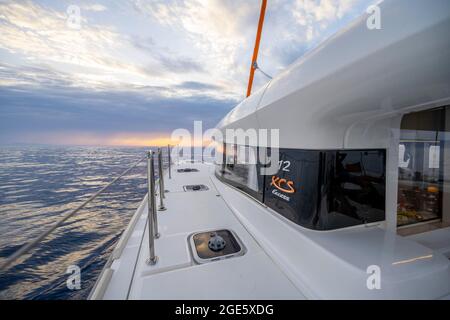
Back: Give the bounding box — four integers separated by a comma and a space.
0, 145, 159, 300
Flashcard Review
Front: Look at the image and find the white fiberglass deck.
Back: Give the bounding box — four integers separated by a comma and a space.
92, 161, 450, 300
96, 161, 305, 300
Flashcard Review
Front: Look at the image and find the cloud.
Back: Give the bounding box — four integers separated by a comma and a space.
292, 0, 360, 40
0, 82, 236, 144
0, 63, 73, 87
0, 0, 374, 145
0, 2, 115, 67
130, 0, 370, 95
0, 1, 170, 90
130, 37, 205, 74
157, 55, 205, 74
0, 0, 371, 96
81, 4, 107, 12
131, 0, 260, 96
176, 81, 221, 91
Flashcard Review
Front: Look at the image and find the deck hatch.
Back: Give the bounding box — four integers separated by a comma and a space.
177, 168, 199, 173
183, 184, 209, 192
189, 229, 245, 264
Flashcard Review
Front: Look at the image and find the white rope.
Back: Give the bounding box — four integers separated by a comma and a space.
253, 61, 273, 80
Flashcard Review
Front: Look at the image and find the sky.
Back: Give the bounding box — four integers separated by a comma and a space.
0, 0, 375, 146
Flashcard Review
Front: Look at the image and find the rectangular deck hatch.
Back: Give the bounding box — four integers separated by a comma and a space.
177, 168, 199, 173
189, 229, 245, 264
183, 184, 209, 192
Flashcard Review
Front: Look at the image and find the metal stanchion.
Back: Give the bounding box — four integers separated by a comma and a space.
168, 144, 172, 179
158, 148, 167, 211
146, 151, 158, 265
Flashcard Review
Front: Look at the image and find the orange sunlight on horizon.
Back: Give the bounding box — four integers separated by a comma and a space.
108, 135, 212, 147
20, 131, 212, 147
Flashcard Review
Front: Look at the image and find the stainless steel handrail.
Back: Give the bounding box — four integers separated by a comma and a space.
146, 151, 158, 265
168, 144, 172, 179
0, 155, 147, 272
157, 148, 166, 211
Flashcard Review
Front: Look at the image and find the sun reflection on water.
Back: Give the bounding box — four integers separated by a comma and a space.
0, 146, 160, 299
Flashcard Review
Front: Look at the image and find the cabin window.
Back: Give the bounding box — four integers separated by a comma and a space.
263, 149, 321, 228
214, 142, 226, 177
216, 144, 386, 231
215, 144, 264, 201
263, 148, 386, 230
397, 106, 450, 230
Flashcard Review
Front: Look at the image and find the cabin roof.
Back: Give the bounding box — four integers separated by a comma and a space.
217, 0, 450, 150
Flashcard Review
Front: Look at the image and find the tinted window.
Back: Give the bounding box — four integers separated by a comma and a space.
263, 148, 385, 230
215, 144, 264, 201
217, 145, 386, 230
263, 149, 321, 227
397, 106, 448, 226
318, 150, 386, 230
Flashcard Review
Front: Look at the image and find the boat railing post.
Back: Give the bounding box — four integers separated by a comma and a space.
158, 148, 167, 211
201, 145, 204, 163
168, 144, 172, 179
146, 150, 158, 265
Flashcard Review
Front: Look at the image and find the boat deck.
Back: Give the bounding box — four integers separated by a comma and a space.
91, 160, 450, 300
94, 161, 305, 299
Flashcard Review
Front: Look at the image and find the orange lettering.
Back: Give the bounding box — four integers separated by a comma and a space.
271, 176, 296, 194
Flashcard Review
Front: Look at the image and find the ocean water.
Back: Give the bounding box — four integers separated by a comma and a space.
0, 146, 158, 300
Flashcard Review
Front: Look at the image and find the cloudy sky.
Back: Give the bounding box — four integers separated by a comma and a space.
0, 0, 375, 146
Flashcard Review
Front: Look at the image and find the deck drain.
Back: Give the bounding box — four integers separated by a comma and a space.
189, 229, 245, 264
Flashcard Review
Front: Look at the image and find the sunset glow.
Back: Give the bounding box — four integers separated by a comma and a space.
17, 131, 212, 147
0, 0, 374, 146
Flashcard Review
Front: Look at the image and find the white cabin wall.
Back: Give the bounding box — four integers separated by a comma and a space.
215, 0, 450, 233
385, 128, 401, 232
216, 84, 268, 146
255, 83, 349, 149
219, 0, 450, 151
253, 10, 450, 149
